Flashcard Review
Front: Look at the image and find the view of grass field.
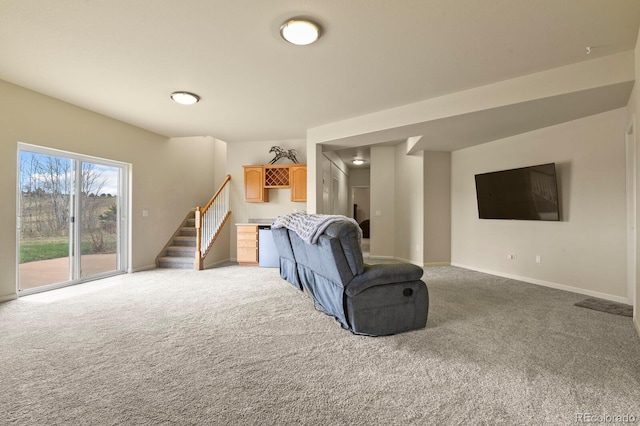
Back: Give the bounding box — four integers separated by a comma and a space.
19, 195, 118, 264
20, 236, 117, 263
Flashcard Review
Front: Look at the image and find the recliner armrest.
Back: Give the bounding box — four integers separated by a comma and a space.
345, 263, 424, 297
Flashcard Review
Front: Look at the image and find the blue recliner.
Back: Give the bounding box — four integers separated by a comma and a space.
272, 219, 428, 336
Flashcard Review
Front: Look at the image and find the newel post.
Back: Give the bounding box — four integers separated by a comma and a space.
195, 207, 203, 270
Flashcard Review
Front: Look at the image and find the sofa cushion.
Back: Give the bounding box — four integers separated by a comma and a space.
322, 222, 365, 276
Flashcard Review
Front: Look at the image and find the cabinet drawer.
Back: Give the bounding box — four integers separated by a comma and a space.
237, 233, 258, 241
238, 239, 257, 248
237, 225, 258, 234
237, 247, 258, 262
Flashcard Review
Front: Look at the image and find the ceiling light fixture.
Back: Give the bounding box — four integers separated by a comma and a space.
352, 159, 364, 166
280, 19, 320, 45
171, 91, 200, 105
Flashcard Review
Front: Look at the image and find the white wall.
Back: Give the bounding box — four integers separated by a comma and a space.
424, 151, 451, 264
0, 80, 226, 301
226, 139, 307, 259
394, 146, 424, 264
628, 28, 640, 334
370, 146, 396, 258
452, 108, 628, 302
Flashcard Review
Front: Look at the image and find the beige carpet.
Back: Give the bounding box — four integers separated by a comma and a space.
0, 265, 639, 425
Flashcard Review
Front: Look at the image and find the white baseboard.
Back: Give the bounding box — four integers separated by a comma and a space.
451, 263, 629, 304
368, 257, 450, 268
634, 316, 640, 338
424, 262, 451, 267
393, 256, 424, 267
0, 293, 18, 303
367, 255, 395, 260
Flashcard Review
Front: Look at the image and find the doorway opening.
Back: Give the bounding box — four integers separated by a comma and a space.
352, 186, 370, 238
17, 143, 129, 295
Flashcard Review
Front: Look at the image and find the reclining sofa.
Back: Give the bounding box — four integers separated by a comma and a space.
272, 215, 429, 336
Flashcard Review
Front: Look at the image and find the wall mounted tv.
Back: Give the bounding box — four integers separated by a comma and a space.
474, 163, 560, 221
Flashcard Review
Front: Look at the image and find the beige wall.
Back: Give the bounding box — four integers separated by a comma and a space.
629, 28, 640, 334
349, 168, 370, 187
394, 146, 424, 264
0, 80, 226, 301
226, 139, 307, 260
370, 146, 396, 258
452, 108, 628, 302
424, 151, 451, 264
636, 30, 640, 335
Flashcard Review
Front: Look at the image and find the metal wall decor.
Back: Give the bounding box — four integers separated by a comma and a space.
269, 146, 299, 164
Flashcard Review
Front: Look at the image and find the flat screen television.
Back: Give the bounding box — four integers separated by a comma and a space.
474, 163, 560, 221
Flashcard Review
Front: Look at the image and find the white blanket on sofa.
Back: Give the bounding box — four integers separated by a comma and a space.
272, 212, 361, 244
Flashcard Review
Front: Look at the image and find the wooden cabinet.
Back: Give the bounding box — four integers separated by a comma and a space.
243, 164, 306, 202
237, 225, 258, 265
244, 166, 268, 203
290, 165, 307, 202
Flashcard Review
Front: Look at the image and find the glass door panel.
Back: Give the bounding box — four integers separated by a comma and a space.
18, 144, 128, 295
18, 151, 75, 290
80, 162, 120, 278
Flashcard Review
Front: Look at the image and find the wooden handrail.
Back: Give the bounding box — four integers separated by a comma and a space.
202, 174, 231, 214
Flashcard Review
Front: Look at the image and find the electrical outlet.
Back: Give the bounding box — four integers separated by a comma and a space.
142, 209, 149, 217
535, 255, 541, 264
507, 253, 516, 260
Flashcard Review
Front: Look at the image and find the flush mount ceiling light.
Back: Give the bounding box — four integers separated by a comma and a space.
280, 19, 320, 45
352, 159, 364, 166
171, 91, 200, 105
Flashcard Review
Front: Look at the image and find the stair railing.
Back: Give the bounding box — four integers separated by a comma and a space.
195, 175, 231, 270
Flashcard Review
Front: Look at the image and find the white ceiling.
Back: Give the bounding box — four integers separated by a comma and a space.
1, 0, 639, 148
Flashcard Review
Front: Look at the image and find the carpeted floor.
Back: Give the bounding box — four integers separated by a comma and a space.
0, 265, 638, 425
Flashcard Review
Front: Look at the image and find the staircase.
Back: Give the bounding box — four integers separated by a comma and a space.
156, 175, 231, 270
156, 212, 199, 269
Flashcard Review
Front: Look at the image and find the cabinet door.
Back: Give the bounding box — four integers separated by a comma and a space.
244, 166, 268, 202
290, 165, 307, 202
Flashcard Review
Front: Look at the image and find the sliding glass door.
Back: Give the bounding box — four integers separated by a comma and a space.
17, 144, 128, 294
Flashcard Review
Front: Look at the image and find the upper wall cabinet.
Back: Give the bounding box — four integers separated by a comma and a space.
243, 164, 306, 203
290, 165, 307, 202
244, 166, 269, 203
